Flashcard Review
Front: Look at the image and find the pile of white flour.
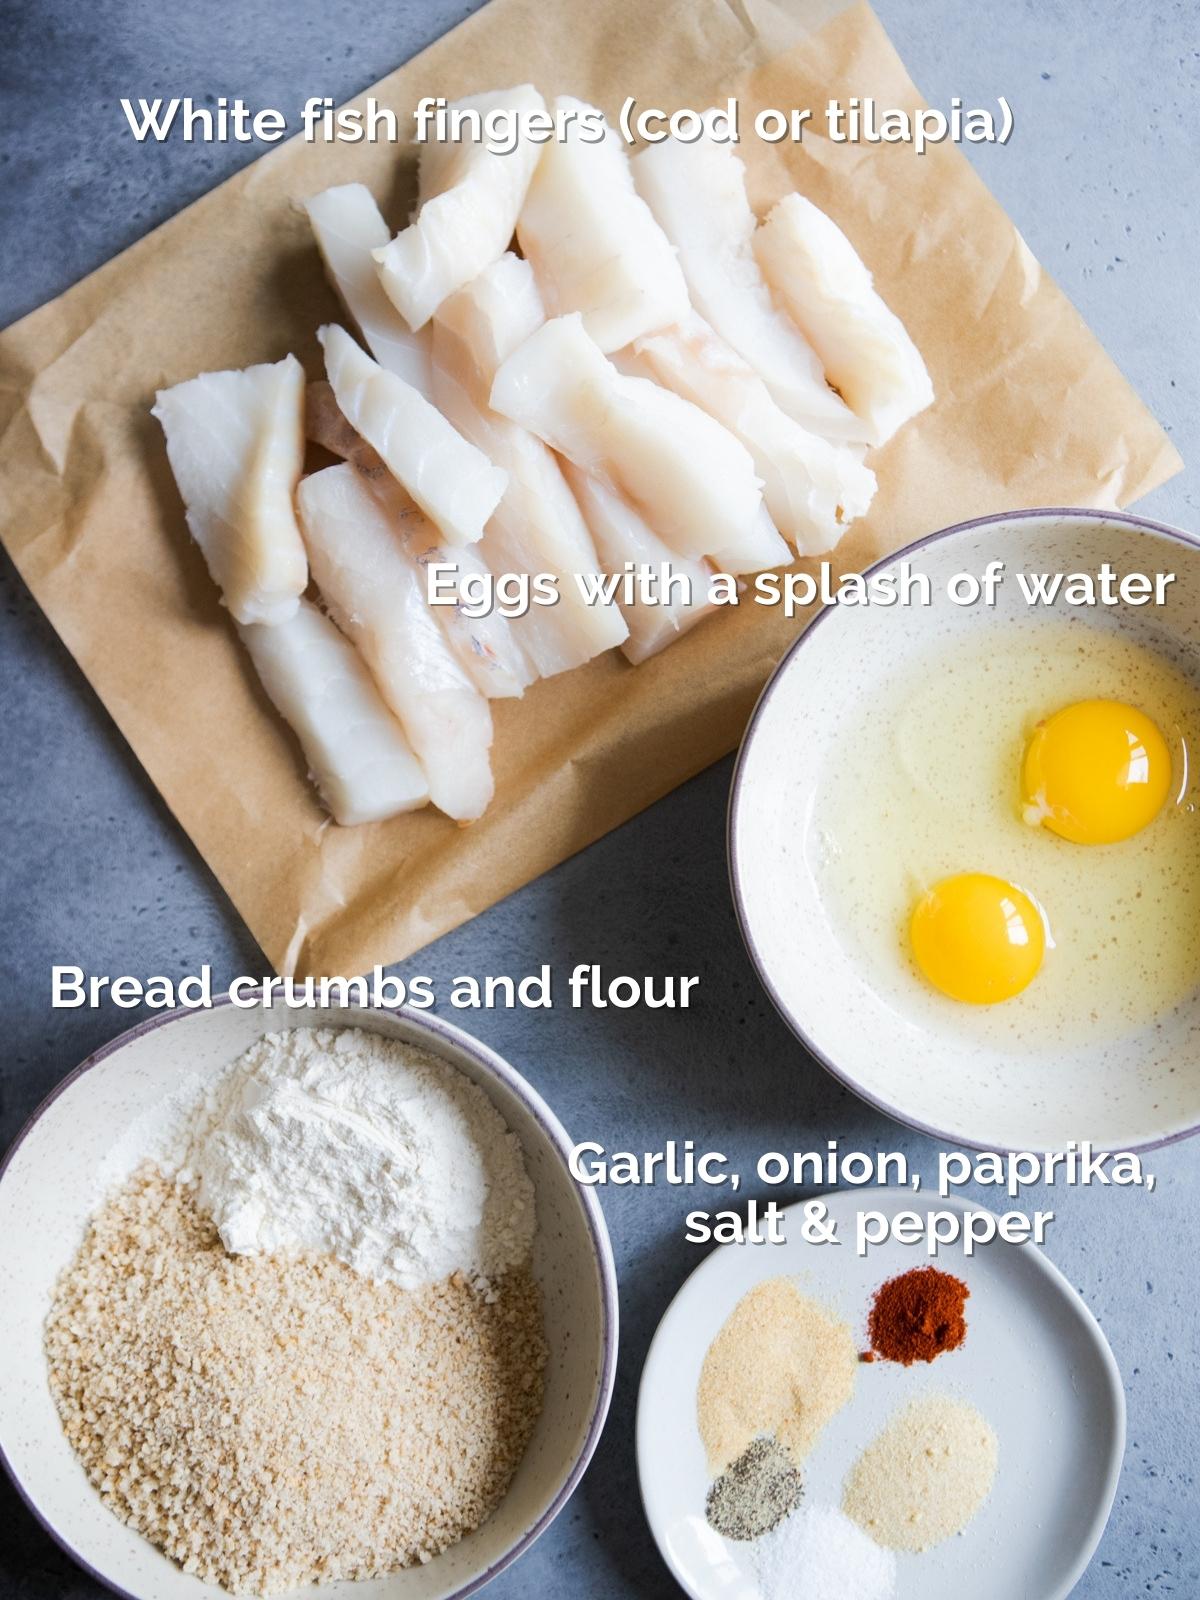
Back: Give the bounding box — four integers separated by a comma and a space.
101, 1027, 535, 1289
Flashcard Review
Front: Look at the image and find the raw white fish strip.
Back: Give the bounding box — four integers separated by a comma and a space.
319, 323, 506, 545
565, 466, 719, 665
633, 133, 867, 443
434, 256, 629, 677
437, 252, 546, 381
304, 183, 433, 397
490, 313, 783, 573
753, 192, 934, 447
304, 379, 383, 472
373, 84, 547, 330
712, 503, 794, 576
239, 600, 429, 825
303, 380, 531, 698
369, 472, 534, 700
517, 94, 690, 352
153, 355, 308, 625
634, 314, 876, 554
297, 464, 494, 822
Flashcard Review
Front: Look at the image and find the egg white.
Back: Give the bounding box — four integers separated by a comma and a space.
809, 615, 1200, 1049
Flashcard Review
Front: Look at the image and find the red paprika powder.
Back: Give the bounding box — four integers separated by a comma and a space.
866, 1265, 969, 1365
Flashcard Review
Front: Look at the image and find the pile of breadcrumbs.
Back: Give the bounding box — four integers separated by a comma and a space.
45, 1167, 546, 1595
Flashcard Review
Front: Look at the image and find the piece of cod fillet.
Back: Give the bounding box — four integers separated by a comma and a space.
304, 183, 433, 397
433, 254, 629, 676
633, 314, 876, 554
303, 379, 532, 699
633, 133, 867, 444
240, 599, 429, 825
319, 323, 506, 546
564, 466, 719, 665
297, 463, 494, 822
153, 355, 308, 625
374, 84, 547, 330
753, 192, 934, 448
490, 313, 788, 574
516, 94, 690, 353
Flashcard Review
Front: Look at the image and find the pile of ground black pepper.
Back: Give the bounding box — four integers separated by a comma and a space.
863, 1265, 969, 1365
705, 1436, 804, 1540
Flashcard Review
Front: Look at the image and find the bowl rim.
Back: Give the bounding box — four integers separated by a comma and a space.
0, 997, 620, 1600
728, 504, 1200, 1156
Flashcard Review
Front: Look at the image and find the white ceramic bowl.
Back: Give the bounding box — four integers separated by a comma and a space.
730, 508, 1200, 1152
0, 1002, 618, 1600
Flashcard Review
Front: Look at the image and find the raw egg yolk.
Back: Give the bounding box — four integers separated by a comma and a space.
910, 873, 1046, 1004
1022, 699, 1171, 845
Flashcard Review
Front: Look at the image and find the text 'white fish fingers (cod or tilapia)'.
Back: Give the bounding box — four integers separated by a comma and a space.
297, 464, 495, 822
633, 131, 869, 445
239, 600, 430, 826
433, 256, 629, 677
753, 192, 934, 448
304, 183, 434, 398
319, 323, 507, 546
153, 355, 309, 626
373, 84, 547, 331
564, 465, 720, 665
633, 313, 877, 555
490, 313, 775, 571
516, 94, 690, 353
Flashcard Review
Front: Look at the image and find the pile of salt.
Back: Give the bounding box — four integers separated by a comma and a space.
753, 1503, 897, 1600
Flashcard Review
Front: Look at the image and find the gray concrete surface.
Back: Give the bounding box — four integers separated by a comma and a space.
1, 0, 1197, 1594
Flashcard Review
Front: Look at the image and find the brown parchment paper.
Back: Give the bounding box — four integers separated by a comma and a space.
0, 0, 1180, 978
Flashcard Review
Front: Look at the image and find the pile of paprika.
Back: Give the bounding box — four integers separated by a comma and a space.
863, 1265, 969, 1364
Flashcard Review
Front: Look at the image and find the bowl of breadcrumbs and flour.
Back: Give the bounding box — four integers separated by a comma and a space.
0, 1005, 617, 1600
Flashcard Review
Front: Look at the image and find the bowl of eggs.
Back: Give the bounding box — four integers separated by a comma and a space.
729, 508, 1200, 1152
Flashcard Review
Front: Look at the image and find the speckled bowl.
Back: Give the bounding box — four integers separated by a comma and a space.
0, 1002, 617, 1600
730, 508, 1200, 1152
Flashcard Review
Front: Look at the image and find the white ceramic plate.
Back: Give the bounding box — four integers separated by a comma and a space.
637, 1188, 1124, 1600
729, 509, 1200, 1152
0, 1002, 618, 1600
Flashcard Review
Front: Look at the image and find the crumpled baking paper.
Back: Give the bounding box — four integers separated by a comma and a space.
0, 0, 1180, 977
